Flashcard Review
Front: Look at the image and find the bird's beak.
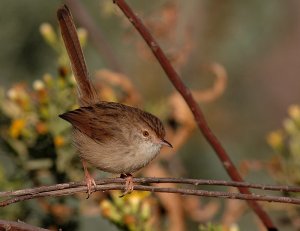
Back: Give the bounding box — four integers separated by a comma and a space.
160, 139, 173, 148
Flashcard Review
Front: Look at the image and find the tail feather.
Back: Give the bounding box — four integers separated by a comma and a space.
57, 5, 98, 106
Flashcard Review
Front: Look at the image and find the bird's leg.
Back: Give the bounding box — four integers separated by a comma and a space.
120, 173, 134, 197
82, 159, 96, 198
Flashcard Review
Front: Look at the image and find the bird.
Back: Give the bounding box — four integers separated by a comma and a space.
57, 5, 172, 197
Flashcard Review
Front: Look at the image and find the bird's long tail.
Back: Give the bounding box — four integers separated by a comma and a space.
57, 5, 98, 107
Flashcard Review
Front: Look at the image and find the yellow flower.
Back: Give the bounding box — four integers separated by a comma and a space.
288, 104, 300, 120
9, 119, 25, 138
100, 200, 122, 222
267, 130, 283, 150
100, 200, 112, 218
54, 135, 65, 147
126, 190, 150, 202
125, 191, 151, 214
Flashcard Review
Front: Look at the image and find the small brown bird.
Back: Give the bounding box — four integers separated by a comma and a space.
57, 6, 172, 197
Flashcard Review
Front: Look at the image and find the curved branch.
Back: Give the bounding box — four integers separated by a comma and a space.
112, 0, 277, 229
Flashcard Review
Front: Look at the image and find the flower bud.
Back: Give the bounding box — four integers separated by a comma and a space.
40, 23, 57, 47
33, 80, 45, 91
267, 130, 283, 151
77, 28, 87, 47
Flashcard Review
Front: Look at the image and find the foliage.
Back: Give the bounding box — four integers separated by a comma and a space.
267, 104, 300, 185
267, 104, 300, 229
0, 22, 154, 230
0, 23, 85, 228
100, 191, 153, 231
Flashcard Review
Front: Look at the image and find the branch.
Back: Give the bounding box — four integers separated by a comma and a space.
3, 177, 300, 199
112, 1, 277, 230
0, 219, 49, 231
1, 178, 300, 208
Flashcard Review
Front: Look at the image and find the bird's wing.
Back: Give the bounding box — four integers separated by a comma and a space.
59, 105, 123, 144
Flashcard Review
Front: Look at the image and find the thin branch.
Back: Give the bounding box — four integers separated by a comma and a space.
2, 177, 300, 199
1, 179, 300, 208
0, 219, 49, 231
112, 0, 277, 229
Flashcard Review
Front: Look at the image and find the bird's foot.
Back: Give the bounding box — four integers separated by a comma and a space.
82, 160, 96, 199
120, 173, 134, 197
84, 171, 97, 199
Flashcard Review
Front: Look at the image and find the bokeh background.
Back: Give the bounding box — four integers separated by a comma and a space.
0, 0, 300, 231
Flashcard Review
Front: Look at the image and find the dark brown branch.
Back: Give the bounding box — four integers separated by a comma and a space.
0, 219, 49, 231
64, 0, 123, 72
1, 179, 300, 208
112, 1, 277, 230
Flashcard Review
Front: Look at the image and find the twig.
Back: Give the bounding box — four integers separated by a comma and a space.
1, 180, 300, 208
0, 219, 49, 231
2, 177, 300, 199
112, 1, 277, 230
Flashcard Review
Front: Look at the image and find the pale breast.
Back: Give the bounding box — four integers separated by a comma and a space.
72, 128, 161, 174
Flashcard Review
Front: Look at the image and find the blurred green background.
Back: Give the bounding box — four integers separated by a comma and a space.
0, 0, 300, 231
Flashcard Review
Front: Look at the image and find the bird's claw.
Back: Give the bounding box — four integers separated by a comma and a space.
85, 170, 96, 199
120, 173, 134, 197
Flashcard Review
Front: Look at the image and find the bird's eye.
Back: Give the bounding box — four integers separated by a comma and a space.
143, 130, 149, 137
